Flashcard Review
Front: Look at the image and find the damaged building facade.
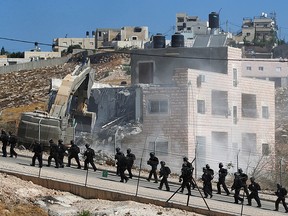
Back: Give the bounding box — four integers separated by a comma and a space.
119, 46, 275, 176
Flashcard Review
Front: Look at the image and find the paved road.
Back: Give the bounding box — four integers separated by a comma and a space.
0, 154, 287, 216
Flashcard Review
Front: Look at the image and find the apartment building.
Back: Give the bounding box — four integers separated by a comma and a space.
120, 46, 275, 176
53, 34, 95, 53
242, 58, 288, 88
95, 26, 149, 49
176, 13, 208, 36
234, 12, 277, 44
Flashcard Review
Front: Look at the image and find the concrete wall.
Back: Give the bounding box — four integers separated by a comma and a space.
0, 55, 71, 74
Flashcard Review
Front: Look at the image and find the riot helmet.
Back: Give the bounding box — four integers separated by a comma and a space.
160, 161, 165, 166
219, 162, 223, 168
127, 148, 131, 154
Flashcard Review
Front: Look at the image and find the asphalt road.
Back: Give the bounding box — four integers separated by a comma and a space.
0, 154, 287, 216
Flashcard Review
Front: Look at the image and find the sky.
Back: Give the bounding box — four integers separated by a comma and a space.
1, 0, 288, 52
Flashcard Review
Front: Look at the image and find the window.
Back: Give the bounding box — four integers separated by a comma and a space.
212, 90, 228, 116
276, 67, 282, 72
78, 42, 82, 45
138, 62, 154, 84
197, 100, 205, 114
132, 36, 137, 40
149, 141, 168, 156
246, 33, 251, 36
148, 100, 168, 114
258, 66, 264, 71
233, 106, 238, 124
242, 93, 257, 118
262, 143, 269, 156
246, 66, 252, 71
233, 68, 238, 87
262, 106, 269, 119
177, 17, 184, 22
242, 133, 256, 154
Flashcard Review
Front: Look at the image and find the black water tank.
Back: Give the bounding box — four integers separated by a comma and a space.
153, 33, 166, 48
171, 33, 184, 47
209, 12, 219, 29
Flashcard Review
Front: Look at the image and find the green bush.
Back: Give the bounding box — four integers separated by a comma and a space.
77, 210, 92, 216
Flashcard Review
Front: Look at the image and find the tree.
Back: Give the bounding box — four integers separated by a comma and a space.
66, 45, 82, 54
1, 46, 6, 55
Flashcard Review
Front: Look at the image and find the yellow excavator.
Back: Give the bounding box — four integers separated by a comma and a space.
17, 59, 96, 147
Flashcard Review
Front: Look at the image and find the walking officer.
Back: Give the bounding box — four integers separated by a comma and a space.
115, 147, 124, 176
126, 148, 136, 178
274, 183, 288, 212
47, 139, 60, 168
57, 139, 66, 168
8, 131, 18, 158
158, 161, 171, 191
30, 140, 43, 168
83, 144, 97, 171
146, 152, 159, 183
217, 162, 230, 195
0, 129, 9, 157
179, 161, 193, 195
66, 140, 81, 169
247, 177, 261, 208
202, 167, 213, 198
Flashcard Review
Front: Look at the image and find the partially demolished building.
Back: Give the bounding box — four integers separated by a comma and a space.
119, 46, 275, 176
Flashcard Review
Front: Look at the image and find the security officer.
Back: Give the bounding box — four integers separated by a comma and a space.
66, 140, 81, 169
83, 144, 97, 171
231, 171, 244, 204
183, 157, 195, 189
126, 148, 136, 178
158, 161, 171, 191
0, 129, 9, 157
238, 168, 249, 197
115, 147, 124, 176
146, 152, 159, 183
217, 162, 230, 195
202, 167, 213, 198
117, 152, 129, 183
30, 140, 43, 168
205, 164, 214, 195
8, 131, 18, 158
57, 139, 66, 168
247, 177, 261, 207
47, 139, 59, 168
179, 161, 193, 195
274, 183, 288, 212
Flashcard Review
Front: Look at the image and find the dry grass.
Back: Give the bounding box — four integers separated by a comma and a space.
0, 203, 48, 216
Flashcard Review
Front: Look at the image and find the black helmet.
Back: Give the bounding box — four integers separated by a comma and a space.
150, 152, 155, 157
70, 140, 74, 145
219, 162, 223, 168
183, 156, 188, 162
58, 139, 63, 144
250, 177, 255, 182
116, 147, 120, 152
160, 161, 165, 166
85, 144, 90, 148
238, 168, 243, 173
127, 148, 131, 153
49, 139, 53, 143
206, 164, 210, 169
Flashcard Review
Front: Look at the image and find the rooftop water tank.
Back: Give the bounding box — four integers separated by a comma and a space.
209, 12, 219, 29
171, 33, 184, 47
153, 33, 166, 48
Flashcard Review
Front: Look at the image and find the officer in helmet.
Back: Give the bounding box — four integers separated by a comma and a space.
147, 152, 159, 183
182, 156, 195, 190
47, 139, 59, 168
126, 148, 136, 178
158, 161, 171, 191
247, 177, 261, 207
217, 162, 230, 195
115, 147, 124, 176
83, 144, 97, 171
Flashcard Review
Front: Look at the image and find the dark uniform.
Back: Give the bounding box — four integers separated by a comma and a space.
66, 140, 81, 169
202, 167, 213, 198
158, 161, 171, 191
183, 157, 195, 189
0, 129, 8, 157
146, 152, 159, 183
57, 139, 66, 168
179, 162, 193, 195
8, 131, 18, 158
47, 139, 60, 168
117, 153, 129, 183
217, 162, 230, 195
238, 168, 249, 197
115, 147, 124, 176
126, 148, 136, 178
83, 144, 97, 171
30, 141, 43, 168
274, 183, 288, 212
205, 164, 214, 196
231, 172, 244, 204
247, 177, 261, 207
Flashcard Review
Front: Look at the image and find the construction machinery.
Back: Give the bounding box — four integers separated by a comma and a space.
17, 59, 96, 147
